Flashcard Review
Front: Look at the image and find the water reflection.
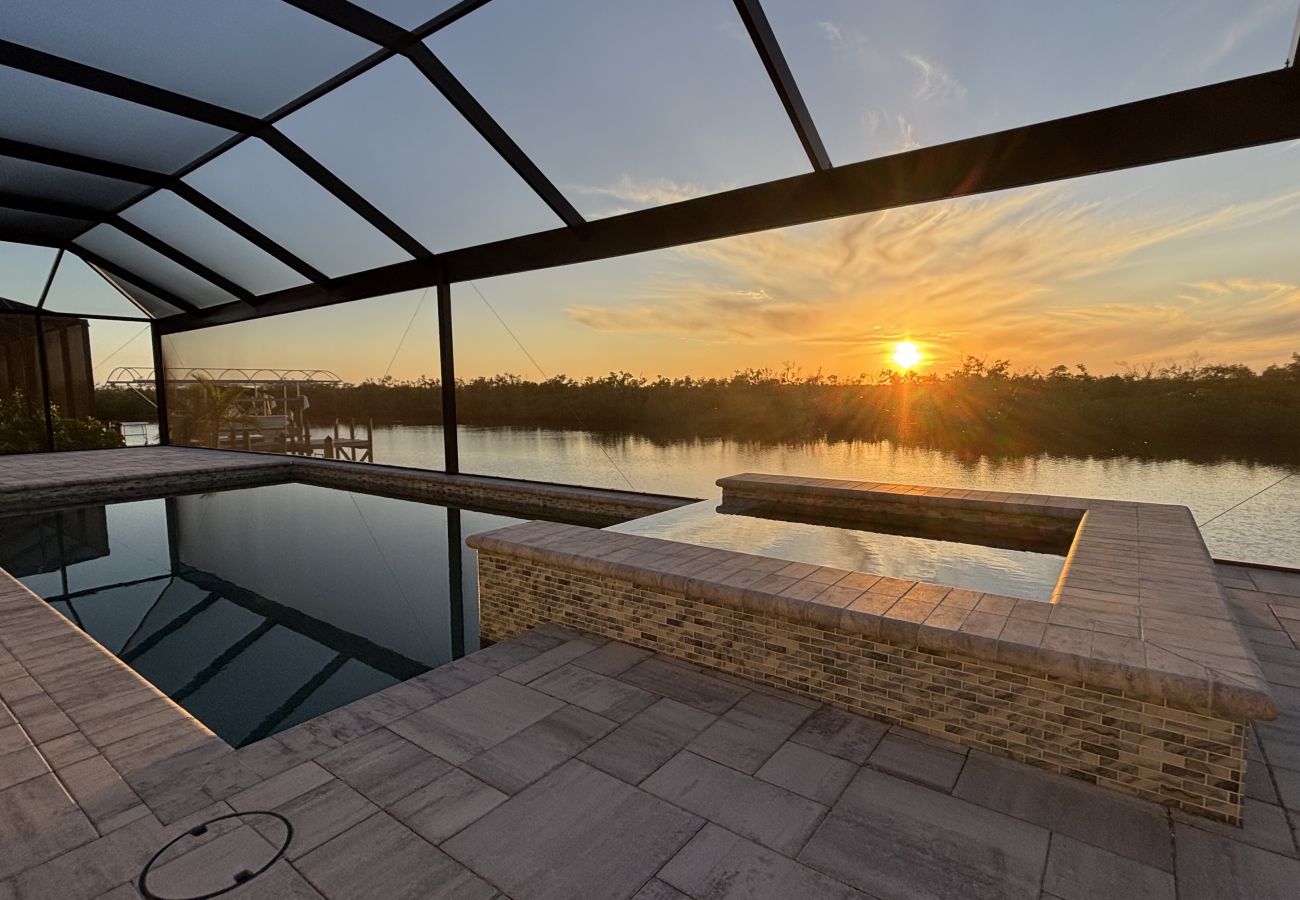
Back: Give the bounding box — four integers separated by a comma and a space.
612, 501, 1067, 601
0, 485, 520, 746
370, 426, 1298, 568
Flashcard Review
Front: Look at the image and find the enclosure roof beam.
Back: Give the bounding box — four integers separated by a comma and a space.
0, 136, 167, 185
163, 184, 330, 284
70, 246, 203, 316
0, 40, 434, 261
109, 218, 256, 303
159, 65, 1300, 332
280, 0, 585, 227
732, 0, 831, 172
0, 138, 330, 284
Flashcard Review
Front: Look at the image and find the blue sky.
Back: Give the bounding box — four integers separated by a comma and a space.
3, 0, 1300, 381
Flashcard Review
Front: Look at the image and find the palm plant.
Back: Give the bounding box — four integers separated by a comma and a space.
169, 375, 252, 447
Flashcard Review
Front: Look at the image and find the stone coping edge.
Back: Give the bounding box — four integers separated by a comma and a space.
0, 450, 691, 521
467, 521, 1276, 723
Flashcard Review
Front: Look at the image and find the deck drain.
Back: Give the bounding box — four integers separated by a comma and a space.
138, 811, 293, 900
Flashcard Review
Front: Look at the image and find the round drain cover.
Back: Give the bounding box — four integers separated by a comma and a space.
138, 811, 293, 900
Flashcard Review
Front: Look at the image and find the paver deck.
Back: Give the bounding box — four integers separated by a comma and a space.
1, 562, 1298, 898
0, 449, 1298, 898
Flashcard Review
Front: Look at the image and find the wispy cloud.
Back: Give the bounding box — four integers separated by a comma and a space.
570, 176, 717, 215
816, 20, 843, 43
904, 53, 966, 103
564, 184, 1300, 373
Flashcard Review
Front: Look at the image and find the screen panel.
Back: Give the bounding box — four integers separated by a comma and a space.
183, 138, 414, 278
120, 190, 307, 295
0, 66, 233, 172
450, 143, 1300, 572
160, 290, 443, 467
351, 0, 461, 29
99, 270, 185, 319
2, 0, 379, 117
0, 240, 58, 306
762, 0, 1299, 166
42, 254, 151, 318
0, 209, 89, 244
278, 55, 561, 253
428, 0, 810, 219
75, 224, 240, 309
0, 155, 147, 211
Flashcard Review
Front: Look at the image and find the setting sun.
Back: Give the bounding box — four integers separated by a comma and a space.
892, 341, 922, 369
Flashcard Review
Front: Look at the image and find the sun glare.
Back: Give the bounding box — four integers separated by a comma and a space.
892, 341, 922, 369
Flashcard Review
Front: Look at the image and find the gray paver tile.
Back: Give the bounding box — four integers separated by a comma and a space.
243, 776, 378, 861
316, 728, 452, 807
659, 823, 869, 900
0, 746, 47, 792
501, 638, 601, 684
1173, 799, 1298, 857
641, 751, 826, 856
297, 812, 497, 900
869, 732, 967, 791
389, 768, 507, 844
755, 741, 857, 805
461, 705, 615, 793
528, 663, 658, 722
6, 801, 230, 900
229, 761, 333, 812
789, 705, 888, 764
618, 657, 749, 715
580, 697, 718, 785
387, 676, 565, 764
445, 760, 701, 900
953, 751, 1173, 871
686, 691, 813, 774
0, 772, 98, 880
631, 879, 690, 900
1244, 758, 1279, 803
413, 656, 497, 697
1044, 833, 1175, 900
800, 767, 1050, 900
58, 755, 143, 830
574, 641, 654, 676
1275, 765, 1300, 813
1174, 820, 1300, 900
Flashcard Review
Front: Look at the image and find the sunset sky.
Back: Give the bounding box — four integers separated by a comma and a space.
5, 0, 1300, 383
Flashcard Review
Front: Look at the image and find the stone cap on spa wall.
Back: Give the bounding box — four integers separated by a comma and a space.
468, 474, 1277, 724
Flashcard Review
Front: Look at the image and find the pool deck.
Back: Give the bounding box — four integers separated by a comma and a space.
0, 449, 1299, 898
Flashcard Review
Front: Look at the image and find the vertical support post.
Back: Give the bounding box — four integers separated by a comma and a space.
33, 313, 55, 452
437, 278, 459, 474
33, 249, 62, 452
447, 506, 466, 658
151, 324, 170, 446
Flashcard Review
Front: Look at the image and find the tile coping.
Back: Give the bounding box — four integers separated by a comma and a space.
0, 447, 688, 520
466, 473, 1277, 723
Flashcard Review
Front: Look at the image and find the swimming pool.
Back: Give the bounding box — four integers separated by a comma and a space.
0, 483, 523, 746
610, 500, 1069, 601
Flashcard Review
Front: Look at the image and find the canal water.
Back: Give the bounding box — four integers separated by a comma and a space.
371, 425, 1300, 569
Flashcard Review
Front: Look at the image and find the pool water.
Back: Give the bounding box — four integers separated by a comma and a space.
610, 501, 1068, 601
0, 483, 522, 747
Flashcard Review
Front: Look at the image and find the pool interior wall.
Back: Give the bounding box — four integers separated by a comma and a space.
0, 482, 527, 747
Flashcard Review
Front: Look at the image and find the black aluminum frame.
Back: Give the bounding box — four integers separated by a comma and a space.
1, 0, 1298, 464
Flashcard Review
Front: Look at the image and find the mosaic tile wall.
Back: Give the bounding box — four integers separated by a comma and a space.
477, 552, 1246, 823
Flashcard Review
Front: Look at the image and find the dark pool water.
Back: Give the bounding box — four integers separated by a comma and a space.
0, 483, 521, 747
610, 501, 1068, 601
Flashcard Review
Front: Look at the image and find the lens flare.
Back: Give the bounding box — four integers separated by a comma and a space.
892, 341, 922, 369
